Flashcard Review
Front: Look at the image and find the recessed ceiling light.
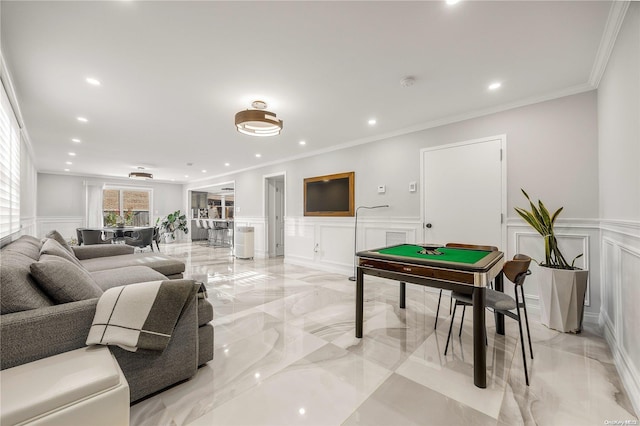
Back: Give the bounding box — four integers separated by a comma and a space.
488, 82, 502, 90
368, 119, 377, 125
201, 170, 207, 173
255, 153, 262, 158
446, 0, 460, 5
71, 138, 81, 143
171, 179, 176, 182
77, 117, 88, 123
64, 168, 70, 172
184, 175, 189, 178
86, 77, 101, 86
68, 152, 76, 156
65, 161, 72, 165
299, 140, 306, 145
224, 163, 230, 167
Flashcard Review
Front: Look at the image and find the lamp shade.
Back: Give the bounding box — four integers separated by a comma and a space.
235, 108, 283, 137
129, 171, 153, 180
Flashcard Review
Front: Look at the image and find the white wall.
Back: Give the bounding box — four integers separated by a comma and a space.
188, 90, 601, 316
37, 172, 184, 240
597, 2, 640, 416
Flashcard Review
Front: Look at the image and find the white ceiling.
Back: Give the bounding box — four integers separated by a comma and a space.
1, 1, 614, 183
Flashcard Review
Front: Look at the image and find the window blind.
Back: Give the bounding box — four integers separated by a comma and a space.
0, 83, 20, 239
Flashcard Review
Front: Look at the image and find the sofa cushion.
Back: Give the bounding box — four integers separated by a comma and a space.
30, 254, 103, 304
80, 252, 185, 277
40, 238, 83, 268
91, 266, 168, 291
2, 235, 42, 260
45, 230, 73, 254
0, 251, 54, 314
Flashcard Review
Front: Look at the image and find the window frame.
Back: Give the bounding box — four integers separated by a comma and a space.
102, 185, 154, 227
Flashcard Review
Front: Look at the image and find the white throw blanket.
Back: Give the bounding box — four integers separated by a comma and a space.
87, 280, 200, 352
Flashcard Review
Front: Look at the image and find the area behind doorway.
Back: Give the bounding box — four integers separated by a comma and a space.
265, 174, 285, 257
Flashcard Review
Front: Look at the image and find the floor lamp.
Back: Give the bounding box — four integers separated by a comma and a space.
348, 205, 389, 281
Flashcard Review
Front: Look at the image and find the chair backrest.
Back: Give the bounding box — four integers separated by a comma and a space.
445, 243, 498, 252
195, 219, 203, 229
137, 227, 154, 247
81, 229, 108, 245
503, 254, 532, 286
203, 220, 211, 229
76, 228, 85, 245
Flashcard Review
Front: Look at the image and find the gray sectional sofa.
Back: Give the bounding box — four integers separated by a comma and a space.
0, 233, 214, 402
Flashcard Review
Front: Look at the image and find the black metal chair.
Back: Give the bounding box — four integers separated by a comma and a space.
444, 254, 533, 385
434, 243, 499, 329
80, 229, 113, 245
123, 227, 155, 251
152, 226, 161, 251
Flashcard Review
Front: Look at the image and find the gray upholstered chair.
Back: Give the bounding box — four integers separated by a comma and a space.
444, 254, 533, 385
123, 227, 154, 251
80, 229, 113, 245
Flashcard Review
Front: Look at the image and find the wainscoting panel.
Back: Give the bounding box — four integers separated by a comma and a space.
37, 216, 84, 240
600, 221, 640, 418
602, 238, 618, 333
509, 219, 600, 323
284, 216, 422, 276
19, 216, 37, 238
620, 246, 640, 380
317, 223, 353, 268
284, 220, 315, 262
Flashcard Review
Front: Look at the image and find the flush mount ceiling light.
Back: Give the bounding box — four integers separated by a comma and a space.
235, 100, 283, 137
129, 168, 153, 180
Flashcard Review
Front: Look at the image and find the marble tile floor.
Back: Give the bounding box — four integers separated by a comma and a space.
129, 242, 639, 426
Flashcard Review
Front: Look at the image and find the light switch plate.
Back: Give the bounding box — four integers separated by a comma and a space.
377, 185, 386, 194
409, 182, 417, 192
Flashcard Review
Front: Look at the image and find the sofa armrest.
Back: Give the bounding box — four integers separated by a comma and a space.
1, 282, 201, 402
1, 299, 97, 370
72, 244, 135, 260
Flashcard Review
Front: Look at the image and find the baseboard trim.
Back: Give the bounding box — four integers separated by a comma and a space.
604, 319, 640, 417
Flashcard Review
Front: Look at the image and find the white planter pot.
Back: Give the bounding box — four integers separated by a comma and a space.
537, 267, 589, 333
163, 233, 176, 243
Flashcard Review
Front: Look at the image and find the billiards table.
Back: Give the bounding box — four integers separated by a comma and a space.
355, 243, 504, 388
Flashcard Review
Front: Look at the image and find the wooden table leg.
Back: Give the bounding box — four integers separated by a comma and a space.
356, 267, 364, 338
473, 286, 487, 388
494, 272, 505, 335
399, 282, 406, 309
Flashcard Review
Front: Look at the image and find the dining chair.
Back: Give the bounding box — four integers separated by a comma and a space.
76, 228, 86, 246
444, 254, 533, 385
434, 243, 499, 329
80, 229, 113, 245
123, 227, 154, 251
152, 226, 161, 251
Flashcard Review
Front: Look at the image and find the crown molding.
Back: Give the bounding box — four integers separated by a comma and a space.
589, 1, 631, 87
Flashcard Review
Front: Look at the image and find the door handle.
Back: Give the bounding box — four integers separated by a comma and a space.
425, 223, 432, 228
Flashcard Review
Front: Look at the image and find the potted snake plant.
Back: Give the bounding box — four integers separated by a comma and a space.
515, 189, 588, 333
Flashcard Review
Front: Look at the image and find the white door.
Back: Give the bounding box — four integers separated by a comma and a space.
266, 175, 285, 257
421, 136, 505, 249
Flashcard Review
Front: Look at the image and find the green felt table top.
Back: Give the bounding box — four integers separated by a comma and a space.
375, 245, 491, 265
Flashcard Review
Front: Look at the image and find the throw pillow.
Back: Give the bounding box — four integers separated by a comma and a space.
30, 254, 103, 303
0, 251, 54, 314
45, 230, 73, 254
40, 238, 83, 268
